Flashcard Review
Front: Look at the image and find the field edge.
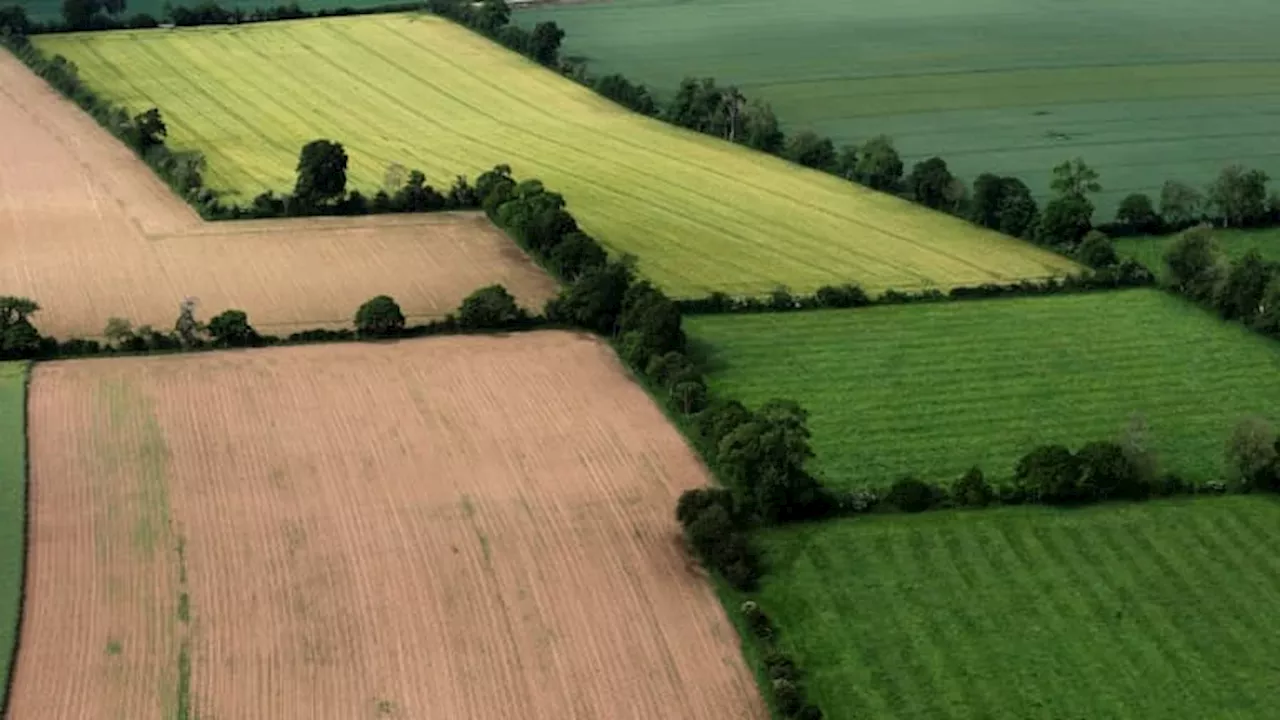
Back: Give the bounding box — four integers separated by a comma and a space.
0, 362, 30, 717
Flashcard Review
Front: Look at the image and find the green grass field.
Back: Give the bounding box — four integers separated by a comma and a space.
756, 496, 1280, 719
689, 289, 1280, 489
0, 363, 27, 712
33, 15, 1078, 298
522, 0, 1280, 217
1117, 227, 1280, 280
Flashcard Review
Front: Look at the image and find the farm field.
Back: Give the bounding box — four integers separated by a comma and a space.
7, 332, 766, 719
0, 363, 27, 712
523, 0, 1280, 216
0, 50, 556, 339
1117, 227, 1280, 280
34, 15, 1080, 298
688, 289, 1280, 490
755, 496, 1280, 719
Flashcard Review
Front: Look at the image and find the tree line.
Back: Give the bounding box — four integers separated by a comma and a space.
1162, 225, 1280, 338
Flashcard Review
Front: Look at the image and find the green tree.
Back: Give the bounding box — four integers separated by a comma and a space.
1036, 194, 1093, 247
457, 284, 525, 330
1254, 275, 1280, 336
952, 467, 993, 507
854, 135, 903, 192
354, 295, 405, 338
1115, 192, 1161, 233
527, 21, 564, 65
173, 297, 201, 348
784, 131, 836, 172
544, 260, 633, 334
1050, 157, 1101, 198
293, 139, 348, 208
1014, 444, 1083, 504
972, 175, 1038, 238
62, 0, 103, 28
1074, 230, 1118, 268
473, 0, 509, 32
1215, 249, 1275, 322
0, 296, 42, 359
1164, 226, 1223, 301
1076, 441, 1139, 500
1207, 165, 1270, 227
740, 100, 783, 154
548, 232, 606, 280
133, 108, 166, 151
1159, 180, 1203, 227
907, 157, 955, 210
1225, 416, 1279, 491
207, 309, 260, 348
0, 5, 32, 34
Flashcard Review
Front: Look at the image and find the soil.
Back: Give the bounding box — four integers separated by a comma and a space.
11, 333, 767, 719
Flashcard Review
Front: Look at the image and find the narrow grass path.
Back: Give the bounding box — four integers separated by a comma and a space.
0, 362, 29, 714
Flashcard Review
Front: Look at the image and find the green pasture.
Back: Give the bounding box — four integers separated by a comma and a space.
522, 0, 1280, 217
0, 363, 27, 711
1117, 227, 1280, 280
756, 496, 1280, 719
688, 289, 1280, 489
34, 15, 1077, 298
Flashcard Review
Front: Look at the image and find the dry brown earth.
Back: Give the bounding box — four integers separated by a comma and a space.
0, 52, 556, 338
10, 332, 766, 719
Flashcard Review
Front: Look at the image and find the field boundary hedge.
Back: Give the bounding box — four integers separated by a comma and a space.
0, 363, 30, 719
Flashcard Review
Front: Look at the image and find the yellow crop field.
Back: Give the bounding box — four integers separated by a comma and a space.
36, 14, 1080, 297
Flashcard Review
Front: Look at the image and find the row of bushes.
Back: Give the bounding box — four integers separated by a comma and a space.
7, 0, 428, 33
1161, 225, 1280, 339
674, 265, 1155, 316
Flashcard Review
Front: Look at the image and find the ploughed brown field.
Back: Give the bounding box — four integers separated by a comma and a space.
0, 52, 556, 338
11, 332, 765, 719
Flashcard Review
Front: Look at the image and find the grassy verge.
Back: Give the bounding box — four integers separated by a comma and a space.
0, 362, 30, 715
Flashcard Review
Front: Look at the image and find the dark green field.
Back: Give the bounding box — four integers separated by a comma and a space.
1117, 227, 1280, 280
756, 496, 1280, 719
0, 363, 26, 710
688, 289, 1280, 489
523, 0, 1280, 216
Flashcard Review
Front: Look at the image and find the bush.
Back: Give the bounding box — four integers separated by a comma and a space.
763, 650, 798, 683
456, 284, 526, 330
952, 466, 994, 507
206, 309, 261, 348
354, 295, 405, 338
883, 475, 944, 512
813, 283, 870, 308
1014, 444, 1083, 504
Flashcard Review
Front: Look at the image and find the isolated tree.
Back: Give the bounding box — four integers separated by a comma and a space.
907, 157, 955, 210
785, 131, 837, 172
854, 135, 903, 192
1159, 180, 1204, 227
1075, 230, 1118, 268
527, 20, 564, 65
1115, 192, 1161, 234
1164, 226, 1222, 301
1215, 249, 1275, 322
207, 309, 259, 348
293, 139, 348, 207
1050, 157, 1101, 199
457, 284, 525, 330
1225, 416, 1279, 491
0, 296, 41, 359
354, 295, 405, 338
133, 107, 166, 151
1208, 165, 1270, 227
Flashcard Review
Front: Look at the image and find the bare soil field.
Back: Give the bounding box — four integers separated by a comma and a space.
0, 52, 556, 338
10, 332, 765, 719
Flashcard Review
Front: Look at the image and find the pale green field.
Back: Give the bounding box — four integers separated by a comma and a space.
35, 15, 1078, 297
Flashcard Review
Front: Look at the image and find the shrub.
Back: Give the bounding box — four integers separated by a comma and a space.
763, 650, 798, 683
952, 466, 994, 507
1225, 416, 1280, 491
676, 487, 736, 527
1076, 440, 1142, 500
772, 678, 804, 716
354, 295, 405, 338
884, 475, 943, 512
813, 283, 870, 308
1014, 444, 1083, 504
456, 284, 526, 330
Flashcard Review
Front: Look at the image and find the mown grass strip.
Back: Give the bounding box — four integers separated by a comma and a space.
0, 362, 29, 716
